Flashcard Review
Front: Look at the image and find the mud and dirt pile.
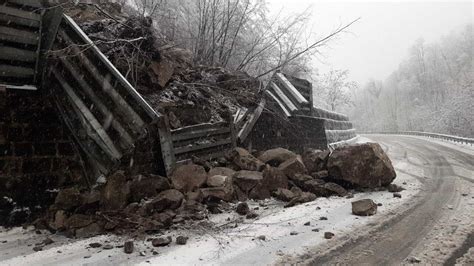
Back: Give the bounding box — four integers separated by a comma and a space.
33, 143, 397, 238
67, 4, 261, 129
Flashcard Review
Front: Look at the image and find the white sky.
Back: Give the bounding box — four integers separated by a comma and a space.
267, 0, 473, 84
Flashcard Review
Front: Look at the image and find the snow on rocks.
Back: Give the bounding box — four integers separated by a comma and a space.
327, 143, 397, 188
351, 199, 378, 216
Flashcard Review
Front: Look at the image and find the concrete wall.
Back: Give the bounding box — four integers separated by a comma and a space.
246, 111, 327, 153
0, 90, 84, 225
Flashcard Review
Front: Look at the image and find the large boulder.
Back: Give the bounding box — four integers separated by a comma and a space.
129, 174, 170, 202
258, 148, 297, 166
230, 148, 265, 171
327, 143, 396, 188
151, 189, 184, 212
170, 164, 207, 192
302, 149, 330, 172
262, 165, 288, 191
101, 171, 130, 210
351, 199, 377, 216
278, 155, 307, 179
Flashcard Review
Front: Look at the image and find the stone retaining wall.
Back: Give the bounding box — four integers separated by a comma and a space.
0, 90, 83, 224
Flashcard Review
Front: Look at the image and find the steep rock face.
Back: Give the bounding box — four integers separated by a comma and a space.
327, 143, 396, 188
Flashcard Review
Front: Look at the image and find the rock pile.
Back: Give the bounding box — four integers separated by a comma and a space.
36, 143, 396, 238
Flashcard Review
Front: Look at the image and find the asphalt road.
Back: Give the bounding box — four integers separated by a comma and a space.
303, 135, 474, 265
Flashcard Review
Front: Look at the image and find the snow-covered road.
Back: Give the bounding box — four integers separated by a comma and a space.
0, 135, 472, 265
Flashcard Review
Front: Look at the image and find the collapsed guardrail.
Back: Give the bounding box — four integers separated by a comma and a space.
361, 131, 474, 146
165, 120, 236, 169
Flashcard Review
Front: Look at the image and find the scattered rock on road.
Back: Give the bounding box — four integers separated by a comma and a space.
324, 232, 334, 239
290, 231, 298, 235
407, 256, 421, 263
246, 212, 258, 219
352, 199, 377, 216
103, 244, 114, 250
393, 193, 402, 198
152, 236, 172, 247
236, 202, 250, 215
387, 183, 404, 192
176, 236, 188, 245
124, 240, 134, 254
89, 242, 102, 248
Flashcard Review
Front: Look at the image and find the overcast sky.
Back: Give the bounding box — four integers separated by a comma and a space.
267, 0, 473, 85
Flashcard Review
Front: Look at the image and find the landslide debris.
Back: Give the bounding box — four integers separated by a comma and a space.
31, 143, 396, 239
68, 4, 261, 129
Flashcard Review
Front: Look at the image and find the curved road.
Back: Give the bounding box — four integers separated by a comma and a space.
302, 135, 474, 265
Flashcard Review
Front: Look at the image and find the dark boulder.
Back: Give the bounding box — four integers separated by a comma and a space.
327, 143, 396, 188
129, 174, 170, 202
101, 171, 130, 210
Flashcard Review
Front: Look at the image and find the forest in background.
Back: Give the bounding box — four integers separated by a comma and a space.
351, 24, 473, 137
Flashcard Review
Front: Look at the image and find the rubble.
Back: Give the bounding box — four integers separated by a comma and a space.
302, 150, 330, 173
324, 232, 335, 239
231, 148, 265, 171
351, 199, 378, 216
152, 236, 172, 247
20, 134, 396, 242
124, 240, 134, 254
170, 164, 207, 192
176, 236, 189, 245
258, 148, 297, 166
236, 202, 250, 215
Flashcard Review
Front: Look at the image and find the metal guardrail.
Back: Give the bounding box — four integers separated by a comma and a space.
49, 14, 160, 176
361, 131, 474, 145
